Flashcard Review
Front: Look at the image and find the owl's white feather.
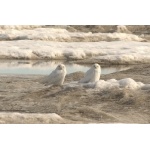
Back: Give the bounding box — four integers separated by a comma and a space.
79, 63, 101, 83
40, 64, 67, 86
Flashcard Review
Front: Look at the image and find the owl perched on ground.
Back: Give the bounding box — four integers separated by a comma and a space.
79, 63, 101, 83
40, 64, 67, 86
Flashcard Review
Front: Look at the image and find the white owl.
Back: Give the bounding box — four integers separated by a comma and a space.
79, 63, 101, 83
40, 64, 67, 86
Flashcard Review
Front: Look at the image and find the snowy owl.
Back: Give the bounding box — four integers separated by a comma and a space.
40, 64, 67, 86
79, 63, 101, 83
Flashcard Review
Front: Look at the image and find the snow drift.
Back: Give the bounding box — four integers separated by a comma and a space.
0, 27, 146, 42
0, 41, 150, 64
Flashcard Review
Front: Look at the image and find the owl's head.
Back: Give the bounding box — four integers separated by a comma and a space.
57, 64, 66, 70
93, 63, 100, 69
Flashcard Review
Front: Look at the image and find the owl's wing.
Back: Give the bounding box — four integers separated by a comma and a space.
79, 67, 94, 83
40, 70, 62, 85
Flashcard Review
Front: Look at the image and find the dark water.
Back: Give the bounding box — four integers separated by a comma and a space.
0, 60, 131, 75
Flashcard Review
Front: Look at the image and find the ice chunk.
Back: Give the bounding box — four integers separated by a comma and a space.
0, 41, 150, 64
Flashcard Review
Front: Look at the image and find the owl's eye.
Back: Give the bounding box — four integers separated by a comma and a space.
59, 65, 64, 69
61, 65, 65, 68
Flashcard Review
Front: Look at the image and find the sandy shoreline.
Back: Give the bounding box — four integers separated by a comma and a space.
0, 64, 150, 124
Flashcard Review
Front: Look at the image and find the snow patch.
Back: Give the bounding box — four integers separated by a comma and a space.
64, 78, 150, 90
0, 112, 65, 123
95, 78, 145, 90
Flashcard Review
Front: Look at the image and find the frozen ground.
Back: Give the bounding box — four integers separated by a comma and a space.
0, 64, 150, 123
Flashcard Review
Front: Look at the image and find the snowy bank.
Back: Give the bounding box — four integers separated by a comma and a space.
0, 27, 146, 42
0, 41, 150, 64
